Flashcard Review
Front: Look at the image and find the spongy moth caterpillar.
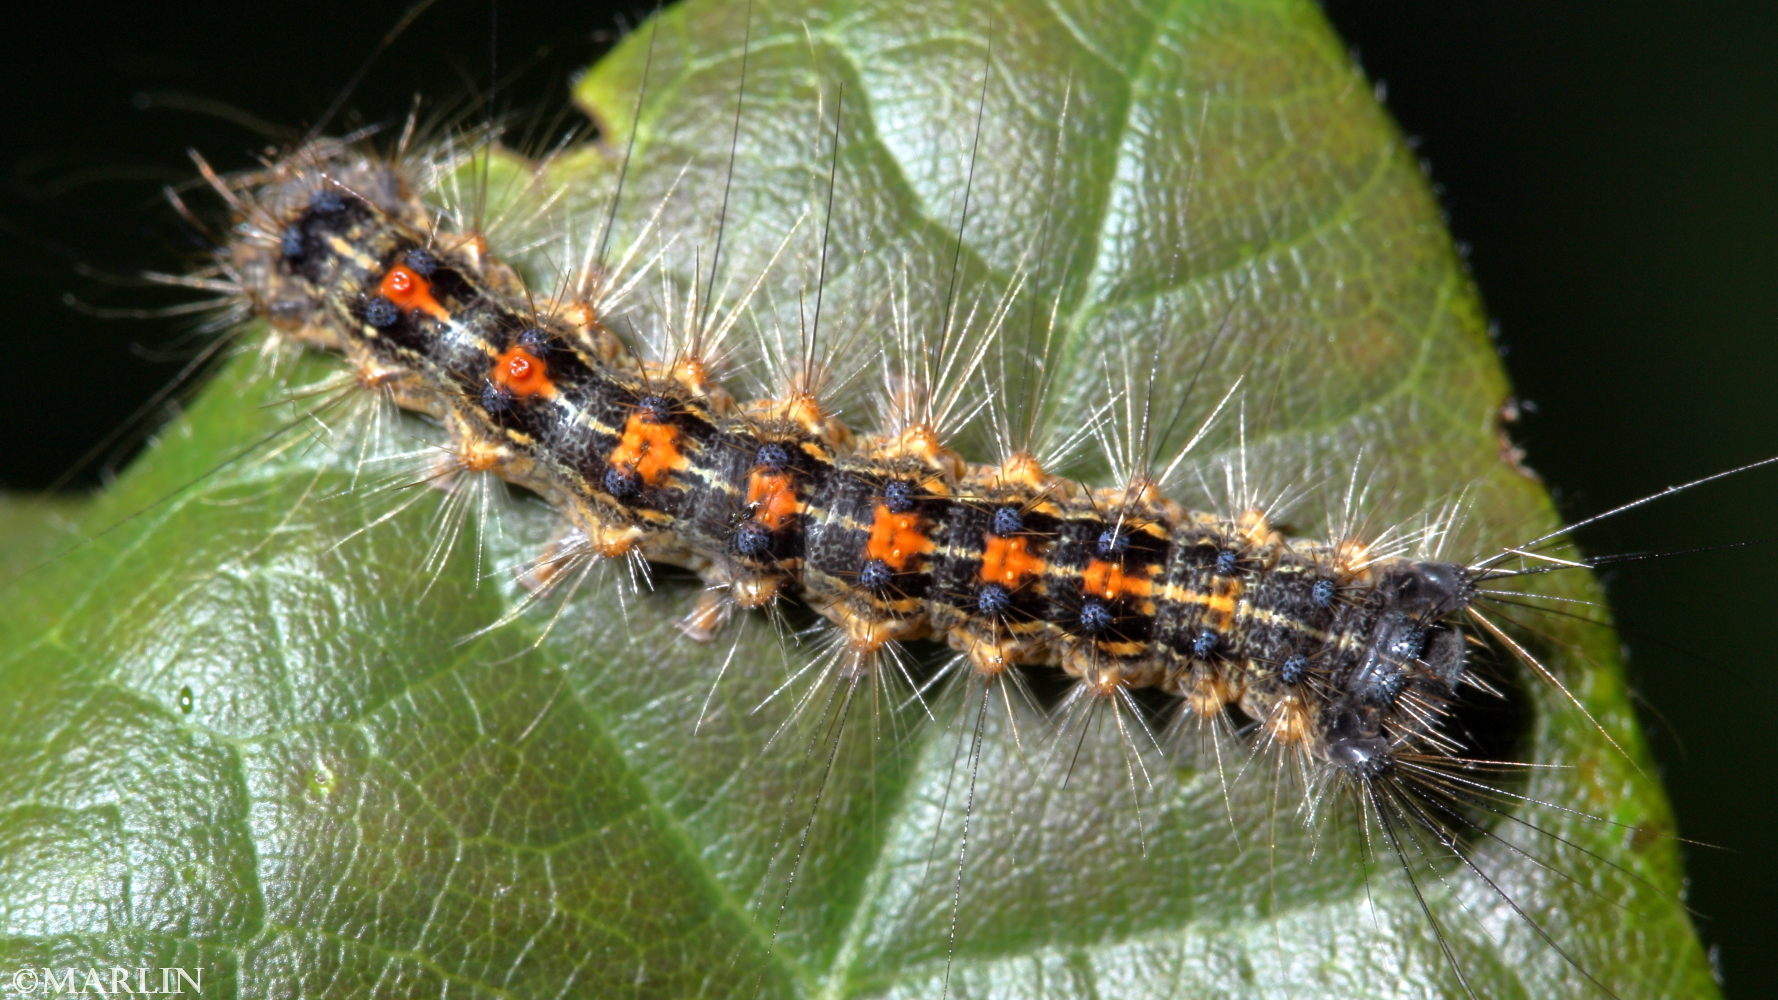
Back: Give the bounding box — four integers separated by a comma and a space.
0, 2, 1742, 998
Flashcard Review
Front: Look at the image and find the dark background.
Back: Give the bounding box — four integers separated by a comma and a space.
2, 2, 1773, 995
1324, 6, 1778, 997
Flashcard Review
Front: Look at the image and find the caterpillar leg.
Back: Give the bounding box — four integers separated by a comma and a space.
517, 525, 590, 596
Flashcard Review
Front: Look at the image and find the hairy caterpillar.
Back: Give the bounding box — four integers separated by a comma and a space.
2, 2, 1759, 998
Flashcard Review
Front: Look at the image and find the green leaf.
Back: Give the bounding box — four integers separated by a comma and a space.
0, 1, 1717, 997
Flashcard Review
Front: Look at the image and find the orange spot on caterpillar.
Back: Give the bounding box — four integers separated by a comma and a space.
1082, 558, 1154, 601
866, 505, 932, 571
979, 534, 1043, 589
377, 264, 450, 322
746, 472, 800, 530
492, 346, 555, 400
608, 413, 685, 488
